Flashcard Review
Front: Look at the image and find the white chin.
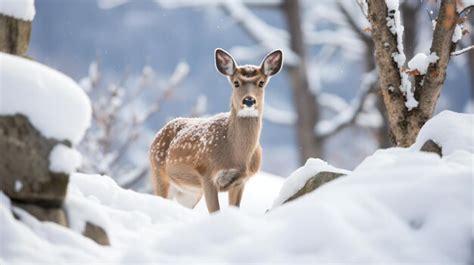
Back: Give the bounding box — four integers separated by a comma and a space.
237, 106, 259, 118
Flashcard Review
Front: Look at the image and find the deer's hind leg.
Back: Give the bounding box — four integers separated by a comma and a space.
151, 164, 171, 199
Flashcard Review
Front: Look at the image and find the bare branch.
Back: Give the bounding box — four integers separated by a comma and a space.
459, 5, 474, 17
315, 69, 378, 139
220, 0, 300, 66
451, 44, 474, 55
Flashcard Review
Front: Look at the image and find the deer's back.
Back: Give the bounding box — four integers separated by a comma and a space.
150, 113, 230, 173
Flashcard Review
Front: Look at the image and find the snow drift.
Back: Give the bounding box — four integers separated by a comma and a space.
0, 111, 472, 263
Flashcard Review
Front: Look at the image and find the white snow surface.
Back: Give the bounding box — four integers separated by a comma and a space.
411, 110, 474, 155
0, 0, 35, 21
408, 52, 439, 75
0, 52, 91, 144
273, 158, 351, 206
49, 144, 82, 174
0, 111, 472, 263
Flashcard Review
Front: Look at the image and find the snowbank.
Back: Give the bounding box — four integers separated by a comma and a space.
0, 52, 91, 145
1, 147, 472, 263
1, 112, 472, 263
411, 110, 474, 155
0, 0, 35, 21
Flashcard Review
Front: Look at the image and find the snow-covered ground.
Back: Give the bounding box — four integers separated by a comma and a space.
1, 111, 472, 263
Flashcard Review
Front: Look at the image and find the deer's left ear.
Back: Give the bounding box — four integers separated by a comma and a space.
260, 50, 283, 76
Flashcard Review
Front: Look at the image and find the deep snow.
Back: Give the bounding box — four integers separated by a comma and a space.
1, 111, 472, 263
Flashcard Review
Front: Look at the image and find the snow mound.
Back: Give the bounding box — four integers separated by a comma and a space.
1, 147, 472, 263
0, 0, 35, 21
273, 158, 350, 206
411, 110, 474, 155
49, 144, 82, 174
0, 53, 91, 144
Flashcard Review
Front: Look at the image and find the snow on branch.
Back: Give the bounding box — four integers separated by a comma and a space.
315, 69, 379, 138
451, 45, 474, 56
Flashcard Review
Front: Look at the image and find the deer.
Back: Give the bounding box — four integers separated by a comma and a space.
149, 48, 283, 213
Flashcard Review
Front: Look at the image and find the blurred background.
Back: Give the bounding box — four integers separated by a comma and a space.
28, 0, 473, 191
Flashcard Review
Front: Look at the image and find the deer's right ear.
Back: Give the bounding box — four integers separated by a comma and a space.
215, 48, 236, 76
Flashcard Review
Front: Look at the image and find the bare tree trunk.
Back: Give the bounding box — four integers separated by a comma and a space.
0, 14, 31, 55
469, 16, 474, 102
367, 0, 458, 146
283, 0, 322, 163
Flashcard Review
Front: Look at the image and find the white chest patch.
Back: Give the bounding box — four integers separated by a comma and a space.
237, 106, 259, 118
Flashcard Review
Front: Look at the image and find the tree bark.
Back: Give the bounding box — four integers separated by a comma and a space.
367, 0, 458, 147
0, 14, 31, 55
283, 0, 322, 163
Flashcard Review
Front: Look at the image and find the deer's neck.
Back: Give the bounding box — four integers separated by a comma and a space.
227, 109, 262, 163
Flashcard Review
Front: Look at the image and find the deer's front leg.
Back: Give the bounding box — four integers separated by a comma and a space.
228, 183, 245, 207
202, 179, 220, 213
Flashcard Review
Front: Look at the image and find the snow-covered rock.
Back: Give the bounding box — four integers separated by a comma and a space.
273, 158, 350, 206
411, 110, 474, 156
0, 0, 35, 21
0, 52, 91, 145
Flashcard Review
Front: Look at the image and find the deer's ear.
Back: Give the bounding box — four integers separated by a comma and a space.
260, 50, 283, 76
215, 48, 236, 76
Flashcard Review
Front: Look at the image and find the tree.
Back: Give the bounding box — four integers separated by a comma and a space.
366, 0, 470, 146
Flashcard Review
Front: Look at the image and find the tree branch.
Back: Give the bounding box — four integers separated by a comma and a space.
451, 44, 474, 56
315, 69, 378, 139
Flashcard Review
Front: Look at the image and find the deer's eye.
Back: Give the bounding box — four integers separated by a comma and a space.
233, 81, 240, 88
258, 81, 265, 88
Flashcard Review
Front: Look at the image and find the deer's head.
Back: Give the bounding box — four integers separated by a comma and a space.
215, 48, 283, 118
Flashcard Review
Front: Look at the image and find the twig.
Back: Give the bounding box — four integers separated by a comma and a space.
315, 69, 378, 139
451, 45, 474, 56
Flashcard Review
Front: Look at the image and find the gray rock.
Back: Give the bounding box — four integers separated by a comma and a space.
283, 171, 345, 204
83, 222, 110, 246
13, 201, 68, 226
0, 114, 69, 207
0, 14, 31, 55
420, 139, 442, 157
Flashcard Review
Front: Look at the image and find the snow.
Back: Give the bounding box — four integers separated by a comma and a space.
0, 0, 35, 21
0, 53, 92, 145
407, 52, 439, 75
399, 72, 418, 110
2, 147, 471, 263
452, 24, 463, 43
273, 158, 351, 207
237, 106, 259, 117
386, 0, 405, 68
49, 144, 83, 174
1, 112, 472, 263
411, 110, 474, 156
14, 180, 23, 192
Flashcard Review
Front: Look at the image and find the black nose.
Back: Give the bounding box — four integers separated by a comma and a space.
242, 97, 256, 107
